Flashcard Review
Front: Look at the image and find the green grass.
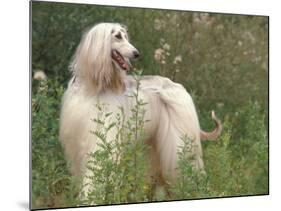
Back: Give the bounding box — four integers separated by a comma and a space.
31, 2, 268, 209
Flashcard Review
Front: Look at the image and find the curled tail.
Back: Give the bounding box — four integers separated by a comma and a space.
200, 110, 222, 141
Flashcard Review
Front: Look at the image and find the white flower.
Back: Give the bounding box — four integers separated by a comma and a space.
163, 43, 170, 51
216, 102, 224, 108
173, 55, 182, 64
243, 31, 256, 43
154, 19, 166, 31
216, 24, 224, 30
38, 83, 48, 91
154, 48, 165, 63
154, 19, 161, 30
34, 70, 47, 81
193, 13, 201, 23
160, 38, 165, 44
193, 13, 213, 26
200, 13, 210, 22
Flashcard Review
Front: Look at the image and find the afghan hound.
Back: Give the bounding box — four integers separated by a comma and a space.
59, 23, 222, 200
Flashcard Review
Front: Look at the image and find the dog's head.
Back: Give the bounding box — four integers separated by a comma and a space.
70, 23, 139, 75
110, 24, 140, 71
70, 23, 139, 93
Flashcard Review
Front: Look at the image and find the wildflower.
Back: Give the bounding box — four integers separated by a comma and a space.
163, 43, 170, 51
154, 19, 162, 31
173, 55, 182, 64
253, 56, 261, 63
216, 102, 224, 108
34, 70, 47, 81
193, 13, 201, 23
38, 81, 48, 92
154, 48, 165, 63
200, 13, 210, 22
243, 31, 256, 43
216, 24, 224, 30
193, 13, 214, 26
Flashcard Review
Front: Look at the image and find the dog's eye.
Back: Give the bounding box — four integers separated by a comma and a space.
115, 33, 122, 40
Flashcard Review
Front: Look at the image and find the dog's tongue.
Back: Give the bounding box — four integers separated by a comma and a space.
121, 61, 129, 71
123, 59, 133, 71
112, 50, 130, 71
117, 57, 129, 71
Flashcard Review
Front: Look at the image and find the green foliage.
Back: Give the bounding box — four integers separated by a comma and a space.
202, 104, 268, 197
170, 103, 268, 200
32, 79, 69, 208
171, 136, 209, 199
31, 1, 268, 209
82, 73, 151, 205
31, 79, 268, 209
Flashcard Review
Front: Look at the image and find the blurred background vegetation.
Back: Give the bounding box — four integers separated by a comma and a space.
31, 1, 268, 209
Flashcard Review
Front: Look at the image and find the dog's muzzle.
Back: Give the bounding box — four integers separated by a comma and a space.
111, 49, 140, 71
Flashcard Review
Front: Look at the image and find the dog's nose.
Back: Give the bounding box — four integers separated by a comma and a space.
133, 50, 140, 58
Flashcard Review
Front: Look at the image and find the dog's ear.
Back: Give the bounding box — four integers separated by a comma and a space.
70, 23, 115, 93
120, 24, 128, 32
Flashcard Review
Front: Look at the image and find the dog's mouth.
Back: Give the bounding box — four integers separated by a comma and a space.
111, 50, 132, 71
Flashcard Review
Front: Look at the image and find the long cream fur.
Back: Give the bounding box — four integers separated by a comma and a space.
59, 23, 222, 199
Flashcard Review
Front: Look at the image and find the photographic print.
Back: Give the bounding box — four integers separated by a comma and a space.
31, 1, 269, 210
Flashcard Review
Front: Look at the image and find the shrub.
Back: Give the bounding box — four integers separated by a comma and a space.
31, 79, 70, 208
81, 72, 151, 205
31, 77, 268, 208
